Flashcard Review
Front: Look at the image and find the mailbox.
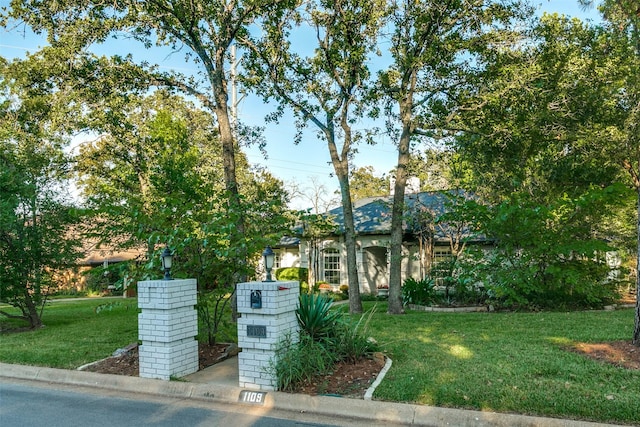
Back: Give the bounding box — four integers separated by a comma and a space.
250, 290, 262, 309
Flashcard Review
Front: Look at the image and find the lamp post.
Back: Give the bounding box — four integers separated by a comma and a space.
161, 246, 174, 280
262, 246, 275, 282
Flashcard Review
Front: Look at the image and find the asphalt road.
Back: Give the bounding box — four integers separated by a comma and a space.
0, 380, 367, 427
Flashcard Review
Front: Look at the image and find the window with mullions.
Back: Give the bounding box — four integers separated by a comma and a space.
274, 252, 281, 269
323, 248, 341, 285
432, 248, 453, 286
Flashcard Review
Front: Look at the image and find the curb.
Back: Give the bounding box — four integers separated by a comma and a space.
365, 356, 392, 400
0, 362, 626, 427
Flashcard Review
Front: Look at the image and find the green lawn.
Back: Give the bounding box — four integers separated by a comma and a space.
1, 299, 638, 424
0, 299, 138, 369
365, 303, 640, 425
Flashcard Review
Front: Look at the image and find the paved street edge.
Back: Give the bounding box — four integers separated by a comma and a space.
0, 363, 624, 427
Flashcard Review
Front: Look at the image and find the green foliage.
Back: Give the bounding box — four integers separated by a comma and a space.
270, 332, 337, 392
331, 306, 379, 363
402, 277, 438, 306
467, 189, 624, 309
272, 305, 380, 391
0, 60, 83, 328
275, 267, 309, 294
197, 287, 236, 345
73, 91, 293, 296
295, 293, 343, 341
349, 166, 389, 200
275, 267, 308, 282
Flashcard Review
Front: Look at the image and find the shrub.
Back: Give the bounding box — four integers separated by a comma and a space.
295, 293, 343, 341
270, 332, 337, 392
402, 277, 438, 306
331, 306, 379, 362
275, 267, 310, 294
339, 284, 349, 296
271, 305, 380, 391
469, 189, 624, 310
300, 281, 309, 294
197, 287, 235, 345
275, 267, 308, 282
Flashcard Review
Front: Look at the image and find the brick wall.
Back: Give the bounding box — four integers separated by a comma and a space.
137, 279, 198, 380
237, 281, 299, 390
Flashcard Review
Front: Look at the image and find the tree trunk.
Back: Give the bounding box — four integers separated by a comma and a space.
633, 181, 640, 346
388, 114, 412, 315
337, 172, 363, 314
213, 64, 245, 322
24, 289, 43, 329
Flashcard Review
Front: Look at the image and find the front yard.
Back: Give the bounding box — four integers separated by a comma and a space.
0, 298, 638, 425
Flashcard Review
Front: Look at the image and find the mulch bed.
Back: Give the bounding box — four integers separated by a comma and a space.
81, 342, 231, 377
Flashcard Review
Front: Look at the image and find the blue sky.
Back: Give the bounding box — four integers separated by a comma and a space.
0, 0, 602, 209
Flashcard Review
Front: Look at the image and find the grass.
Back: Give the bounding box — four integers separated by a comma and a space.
0, 298, 138, 369
1, 298, 639, 424
365, 302, 640, 425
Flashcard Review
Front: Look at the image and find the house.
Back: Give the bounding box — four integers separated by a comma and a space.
274, 190, 487, 294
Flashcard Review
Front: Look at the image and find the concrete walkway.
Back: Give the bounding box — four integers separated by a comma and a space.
0, 360, 628, 427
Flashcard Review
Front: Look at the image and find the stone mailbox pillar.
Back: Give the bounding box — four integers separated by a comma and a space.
237, 281, 299, 390
137, 279, 198, 380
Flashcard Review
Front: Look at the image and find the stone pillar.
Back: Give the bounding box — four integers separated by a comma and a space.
137, 279, 198, 380
237, 281, 299, 390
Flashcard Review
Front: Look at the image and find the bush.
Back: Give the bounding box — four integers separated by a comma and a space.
275, 267, 309, 295
295, 293, 343, 341
470, 189, 624, 310
275, 267, 308, 282
270, 332, 337, 392
402, 277, 438, 306
197, 287, 235, 345
331, 306, 379, 362
482, 254, 618, 310
272, 304, 380, 391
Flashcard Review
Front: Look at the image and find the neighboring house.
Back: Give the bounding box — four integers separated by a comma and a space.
273, 191, 488, 294
70, 242, 143, 294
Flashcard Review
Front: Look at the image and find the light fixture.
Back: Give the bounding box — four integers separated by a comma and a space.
262, 246, 275, 282
161, 245, 174, 280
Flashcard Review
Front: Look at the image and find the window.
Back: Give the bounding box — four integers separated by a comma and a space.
274, 252, 281, 269
432, 248, 453, 287
323, 248, 341, 285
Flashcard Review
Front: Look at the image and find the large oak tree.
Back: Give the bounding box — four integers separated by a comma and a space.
245, 0, 387, 313
376, 0, 529, 314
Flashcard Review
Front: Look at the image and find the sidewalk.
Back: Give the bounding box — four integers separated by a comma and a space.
0, 359, 626, 427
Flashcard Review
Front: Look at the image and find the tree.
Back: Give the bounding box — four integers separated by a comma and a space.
3, 0, 298, 310
406, 149, 471, 192
349, 166, 388, 201
76, 90, 292, 279
580, 0, 640, 345
292, 176, 341, 214
376, 0, 529, 314
454, 8, 639, 341
0, 58, 82, 328
245, 0, 387, 314
75, 90, 292, 341
76, 92, 216, 264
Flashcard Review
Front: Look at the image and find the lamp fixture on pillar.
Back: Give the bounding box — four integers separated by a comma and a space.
161, 245, 174, 280
262, 246, 275, 282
